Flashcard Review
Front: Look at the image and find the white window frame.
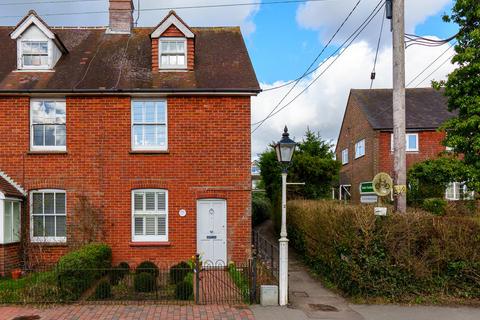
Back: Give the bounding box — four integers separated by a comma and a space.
131, 189, 169, 242
341, 148, 349, 165
19, 39, 51, 70
0, 198, 21, 245
390, 133, 419, 152
30, 189, 67, 243
131, 99, 168, 151
355, 139, 365, 159
30, 98, 67, 152
159, 37, 188, 70
445, 182, 475, 201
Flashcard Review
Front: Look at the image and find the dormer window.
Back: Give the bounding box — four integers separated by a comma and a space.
160, 38, 187, 69
21, 40, 49, 69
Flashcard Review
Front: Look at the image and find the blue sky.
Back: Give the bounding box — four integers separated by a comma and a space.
0, 0, 458, 156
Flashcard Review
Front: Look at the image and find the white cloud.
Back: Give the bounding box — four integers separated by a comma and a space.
251, 40, 456, 158
296, 0, 452, 46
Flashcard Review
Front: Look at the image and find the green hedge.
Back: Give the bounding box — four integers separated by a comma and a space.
56, 243, 112, 301
287, 200, 480, 300
252, 193, 272, 226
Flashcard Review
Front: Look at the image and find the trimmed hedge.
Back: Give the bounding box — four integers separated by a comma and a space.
136, 261, 159, 277
134, 272, 156, 293
94, 279, 112, 300
169, 261, 192, 284
175, 280, 193, 300
56, 243, 112, 301
287, 200, 480, 300
109, 262, 130, 285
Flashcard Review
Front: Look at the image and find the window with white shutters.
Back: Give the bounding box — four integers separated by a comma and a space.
132, 190, 168, 242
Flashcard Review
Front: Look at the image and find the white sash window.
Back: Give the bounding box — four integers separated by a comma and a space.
132, 190, 168, 242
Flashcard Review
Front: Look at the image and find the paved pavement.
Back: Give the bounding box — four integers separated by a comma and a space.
0, 304, 254, 320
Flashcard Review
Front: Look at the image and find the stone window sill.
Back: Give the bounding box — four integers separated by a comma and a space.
129, 242, 171, 247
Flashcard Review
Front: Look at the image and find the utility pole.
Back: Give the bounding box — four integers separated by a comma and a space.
391, 0, 407, 213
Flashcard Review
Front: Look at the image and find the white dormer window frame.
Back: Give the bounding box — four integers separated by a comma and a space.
159, 37, 187, 70
19, 39, 51, 70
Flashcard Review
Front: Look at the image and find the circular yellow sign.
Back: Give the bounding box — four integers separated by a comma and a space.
372, 172, 393, 197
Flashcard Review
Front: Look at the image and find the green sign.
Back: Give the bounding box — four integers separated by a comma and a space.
360, 182, 374, 194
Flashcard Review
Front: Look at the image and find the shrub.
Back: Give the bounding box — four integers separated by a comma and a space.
134, 272, 156, 293
94, 279, 112, 300
169, 261, 191, 284
135, 261, 159, 278
287, 200, 480, 300
175, 280, 193, 300
56, 243, 112, 301
252, 193, 272, 226
109, 262, 130, 285
422, 198, 447, 216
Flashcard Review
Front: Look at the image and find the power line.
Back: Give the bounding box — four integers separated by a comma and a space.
414, 53, 455, 88
406, 41, 456, 87
0, 0, 339, 19
250, 0, 364, 133
370, 6, 385, 89
252, 0, 385, 132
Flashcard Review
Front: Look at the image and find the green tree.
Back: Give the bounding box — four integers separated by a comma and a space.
433, 0, 480, 191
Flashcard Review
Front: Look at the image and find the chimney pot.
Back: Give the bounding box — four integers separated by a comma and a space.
107, 0, 134, 34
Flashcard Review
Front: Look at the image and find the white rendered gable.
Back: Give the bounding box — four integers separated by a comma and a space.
151, 13, 194, 39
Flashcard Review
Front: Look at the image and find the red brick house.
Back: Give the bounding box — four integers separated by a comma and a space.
335, 88, 456, 203
0, 1, 260, 274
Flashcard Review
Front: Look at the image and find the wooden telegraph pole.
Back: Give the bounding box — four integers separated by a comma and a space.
392, 0, 407, 213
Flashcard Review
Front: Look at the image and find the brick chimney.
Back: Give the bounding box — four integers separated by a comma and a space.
107, 0, 134, 34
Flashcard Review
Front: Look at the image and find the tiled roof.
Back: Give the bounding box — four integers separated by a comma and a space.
350, 88, 456, 130
0, 174, 24, 198
0, 26, 260, 93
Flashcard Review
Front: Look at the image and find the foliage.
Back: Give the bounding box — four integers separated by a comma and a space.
175, 280, 193, 300
258, 128, 340, 232
133, 272, 156, 293
0, 271, 60, 303
94, 279, 112, 300
109, 262, 130, 285
252, 193, 272, 226
407, 157, 469, 204
228, 263, 250, 302
432, 0, 480, 192
287, 200, 480, 300
169, 261, 192, 284
135, 261, 159, 278
70, 195, 105, 249
56, 243, 112, 300
422, 198, 447, 216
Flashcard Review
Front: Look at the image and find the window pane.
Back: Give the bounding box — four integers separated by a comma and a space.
23, 55, 32, 66
4, 201, 12, 243
161, 41, 168, 52
12, 202, 21, 242
155, 102, 166, 123
177, 55, 185, 66
55, 193, 66, 214
145, 217, 156, 235
44, 125, 55, 146
133, 102, 143, 123
56, 216, 66, 237
176, 41, 185, 52
161, 55, 169, 66
44, 216, 55, 237
156, 125, 166, 146
134, 193, 143, 211
56, 125, 66, 146
55, 102, 66, 123
169, 55, 177, 65
408, 135, 417, 150
44, 193, 54, 214
157, 192, 166, 211
134, 217, 143, 235
33, 125, 44, 146
144, 125, 155, 146
43, 102, 56, 122
145, 102, 155, 123
33, 216, 44, 237
31, 101, 44, 123
133, 125, 143, 146
33, 193, 43, 214
145, 192, 156, 211
158, 215, 166, 236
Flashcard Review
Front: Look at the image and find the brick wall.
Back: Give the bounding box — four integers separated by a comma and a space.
378, 130, 447, 175
336, 95, 377, 202
0, 95, 251, 266
0, 243, 21, 276
152, 25, 195, 72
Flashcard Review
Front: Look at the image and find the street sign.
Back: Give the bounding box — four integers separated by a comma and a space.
361, 195, 378, 204
372, 172, 393, 197
359, 182, 374, 194
374, 207, 387, 216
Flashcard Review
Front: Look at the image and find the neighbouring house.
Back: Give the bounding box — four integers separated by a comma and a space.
251, 160, 261, 189
335, 88, 461, 203
0, 0, 260, 275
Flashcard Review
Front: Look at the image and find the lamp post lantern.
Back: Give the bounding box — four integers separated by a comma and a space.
274, 126, 296, 306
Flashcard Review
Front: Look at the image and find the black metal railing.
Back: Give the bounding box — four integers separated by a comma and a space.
253, 229, 279, 280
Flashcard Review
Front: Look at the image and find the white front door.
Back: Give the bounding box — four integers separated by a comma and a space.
197, 199, 227, 265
